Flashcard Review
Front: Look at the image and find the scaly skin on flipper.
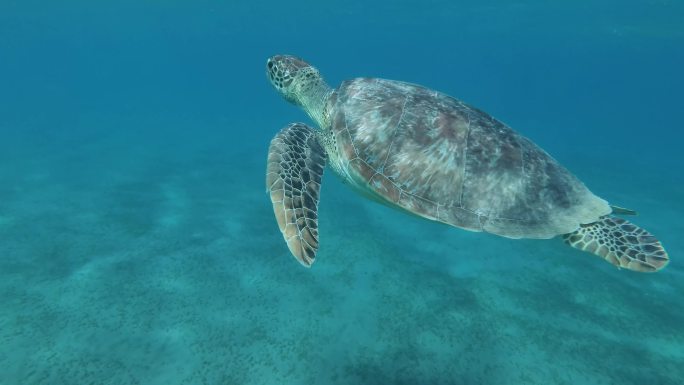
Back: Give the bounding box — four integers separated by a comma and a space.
563, 216, 669, 272
266, 123, 327, 267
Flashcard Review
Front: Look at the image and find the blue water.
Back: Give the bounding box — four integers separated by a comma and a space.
1, 1, 683, 384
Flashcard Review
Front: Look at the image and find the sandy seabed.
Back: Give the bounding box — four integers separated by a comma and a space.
1, 123, 682, 385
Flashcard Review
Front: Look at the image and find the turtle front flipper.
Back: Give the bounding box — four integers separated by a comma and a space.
267, 123, 327, 267
563, 216, 669, 272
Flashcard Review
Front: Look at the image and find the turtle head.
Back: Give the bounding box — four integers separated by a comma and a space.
266, 55, 323, 106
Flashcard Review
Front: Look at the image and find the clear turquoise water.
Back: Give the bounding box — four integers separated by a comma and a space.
1, 1, 683, 384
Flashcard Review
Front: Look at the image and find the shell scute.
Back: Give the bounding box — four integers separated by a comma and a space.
328, 78, 610, 238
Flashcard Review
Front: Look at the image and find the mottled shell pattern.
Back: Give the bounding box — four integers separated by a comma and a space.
323, 78, 610, 239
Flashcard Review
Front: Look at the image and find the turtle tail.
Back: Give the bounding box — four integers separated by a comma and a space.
563, 215, 669, 272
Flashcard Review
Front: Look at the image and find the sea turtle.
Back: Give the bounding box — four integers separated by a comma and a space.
265, 54, 669, 272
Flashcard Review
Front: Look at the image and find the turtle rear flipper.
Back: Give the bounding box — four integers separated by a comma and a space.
563, 216, 669, 272
267, 123, 327, 267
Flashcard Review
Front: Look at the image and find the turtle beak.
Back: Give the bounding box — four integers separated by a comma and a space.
266, 57, 278, 85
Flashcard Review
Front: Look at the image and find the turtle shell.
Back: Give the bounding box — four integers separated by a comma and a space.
325, 78, 610, 239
